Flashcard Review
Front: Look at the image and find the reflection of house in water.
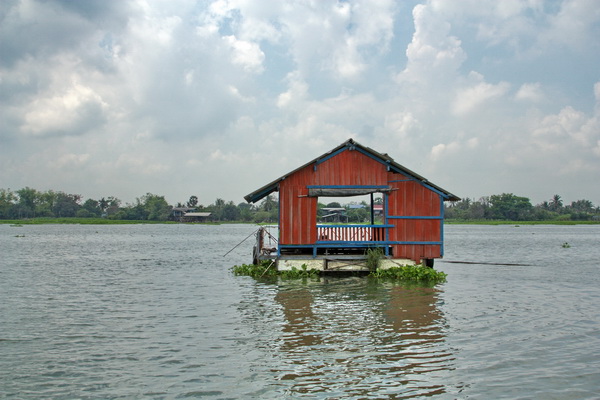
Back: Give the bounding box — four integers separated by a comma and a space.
273, 281, 452, 397
274, 289, 322, 351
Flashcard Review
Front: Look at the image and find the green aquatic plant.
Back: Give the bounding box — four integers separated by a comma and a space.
365, 247, 384, 271
370, 265, 447, 283
231, 261, 278, 278
231, 261, 319, 280
562, 242, 571, 248
279, 264, 319, 279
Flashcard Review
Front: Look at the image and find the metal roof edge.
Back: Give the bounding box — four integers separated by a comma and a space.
244, 138, 460, 203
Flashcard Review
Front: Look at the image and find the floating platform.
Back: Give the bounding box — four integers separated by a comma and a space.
252, 226, 422, 272
277, 256, 416, 272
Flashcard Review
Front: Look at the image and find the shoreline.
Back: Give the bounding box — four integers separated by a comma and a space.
1, 218, 599, 225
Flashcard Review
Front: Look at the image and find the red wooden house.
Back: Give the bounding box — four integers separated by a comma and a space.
245, 139, 459, 270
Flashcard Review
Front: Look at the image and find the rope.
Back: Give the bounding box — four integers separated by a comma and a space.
259, 260, 275, 278
222, 228, 259, 257
440, 260, 532, 266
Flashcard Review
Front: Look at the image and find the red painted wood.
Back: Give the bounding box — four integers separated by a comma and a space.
277, 147, 444, 262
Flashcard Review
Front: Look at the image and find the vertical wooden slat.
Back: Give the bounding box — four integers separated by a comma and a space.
277, 145, 446, 263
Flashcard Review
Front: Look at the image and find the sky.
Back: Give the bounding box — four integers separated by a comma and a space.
1, 0, 599, 207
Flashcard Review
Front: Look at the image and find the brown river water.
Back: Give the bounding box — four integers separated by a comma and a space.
1, 223, 599, 399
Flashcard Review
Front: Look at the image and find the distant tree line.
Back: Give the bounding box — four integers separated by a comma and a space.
1, 188, 598, 222
444, 193, 600, 221
0, 187, 280, 223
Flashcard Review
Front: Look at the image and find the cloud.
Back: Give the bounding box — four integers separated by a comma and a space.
399, 3, 466, 84
452, 73, 510, 115
1, 0, 600, 206
430, 141, 460, 161
50, 153, 91, 169
21, 81, 108, 137
224, 35, 265, 72
515, 82, 544, 102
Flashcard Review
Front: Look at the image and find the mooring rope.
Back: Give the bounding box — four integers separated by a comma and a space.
440, 260, 532, 266
259, 260, 275, 278
222, 228, 259, 257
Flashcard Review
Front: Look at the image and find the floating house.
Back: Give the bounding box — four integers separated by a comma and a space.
244, 139, 459, 271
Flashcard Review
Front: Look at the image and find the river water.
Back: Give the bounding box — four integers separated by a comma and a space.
0, 223, 598, 399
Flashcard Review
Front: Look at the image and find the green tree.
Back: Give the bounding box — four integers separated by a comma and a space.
16, 187, 39, 218
488, 193, 533, 220
79, 199, 102, 217
549, 194, 563, 213
0, 189, 17, 218
569, 199, 594, 213
347, 206, 368, 222
99, 197, 109, 213
222, 201, 240, 221
52, 192, 82, 217
97, 196, 122, 218
567, 199, 595, 220
209, 198, 226, 220
187, 195, 198, 208
139, 193, 171, 221
259, 195, 277, 212
237, 202, 254, 222
35, 190, 56, 217
253, 210, 274, 223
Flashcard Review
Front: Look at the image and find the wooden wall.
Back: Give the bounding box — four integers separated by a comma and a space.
278, 148, 444, 262
387, 177, 442, 261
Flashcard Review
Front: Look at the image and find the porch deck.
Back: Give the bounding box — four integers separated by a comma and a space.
254, 225, 396, 264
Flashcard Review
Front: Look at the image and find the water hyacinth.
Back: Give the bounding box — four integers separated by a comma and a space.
231, 261, 320, 280
369, 265, 447, 283
232, 260, 446, 283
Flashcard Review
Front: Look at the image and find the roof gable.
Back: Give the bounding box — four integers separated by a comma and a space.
244, 138, 460, 203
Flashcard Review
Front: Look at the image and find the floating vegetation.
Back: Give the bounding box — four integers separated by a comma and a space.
231, 261, 277, 278
232, 260, 446, 283
365, 247, 384, 271
10, 224, 23, 227
231, 261, 320, 280
370, 265, 447, 283
562, 242, 571, 248
14, 234, 25, 238
280, 265, 320, 280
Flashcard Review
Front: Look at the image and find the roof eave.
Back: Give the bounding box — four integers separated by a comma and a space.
244, 138, 460, 203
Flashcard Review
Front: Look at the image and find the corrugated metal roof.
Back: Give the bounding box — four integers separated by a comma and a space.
183, 212, 211, 217
244, 138, 460, 203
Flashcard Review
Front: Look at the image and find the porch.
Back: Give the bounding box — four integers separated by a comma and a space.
316, 224, 392, 242
254, 224, 395, 260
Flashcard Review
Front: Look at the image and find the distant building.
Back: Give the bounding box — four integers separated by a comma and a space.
320, 207, 347, 223
171, 207, 196, 220
171, 207, 212, 223
180, 212, 212, 223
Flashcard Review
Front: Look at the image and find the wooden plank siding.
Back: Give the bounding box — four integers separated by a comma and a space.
245, 139, 459, 264
387, 178, 443, 261
279, 149, 388, 245
279, 168, 317, 245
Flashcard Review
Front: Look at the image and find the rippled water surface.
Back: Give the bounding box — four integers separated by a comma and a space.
1, 223, 599, 399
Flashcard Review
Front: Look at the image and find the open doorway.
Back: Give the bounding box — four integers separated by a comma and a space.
317, 193, 385, 225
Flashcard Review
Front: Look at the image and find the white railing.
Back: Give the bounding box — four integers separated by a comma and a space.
316, 225, 390, 242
